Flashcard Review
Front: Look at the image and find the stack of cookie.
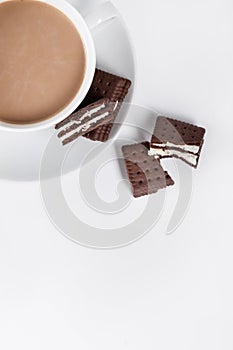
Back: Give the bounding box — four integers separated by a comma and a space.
55, 67, 206, 199
55, 69, 131, 144
122, 116, 206, 198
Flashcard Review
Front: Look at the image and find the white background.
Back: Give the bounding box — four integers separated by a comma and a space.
1, 0, 233, 349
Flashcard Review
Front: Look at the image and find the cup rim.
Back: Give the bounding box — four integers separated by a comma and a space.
0, 0, 96, 132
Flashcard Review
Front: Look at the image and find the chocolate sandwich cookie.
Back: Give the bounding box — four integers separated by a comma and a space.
78, 69, 131, 142
122, 142, 174, 198
55, 98, 117, 145
149, 116, 206, 168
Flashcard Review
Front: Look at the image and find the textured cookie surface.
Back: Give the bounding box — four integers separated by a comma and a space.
122, 142, 174, 198
151, 116, 205, 148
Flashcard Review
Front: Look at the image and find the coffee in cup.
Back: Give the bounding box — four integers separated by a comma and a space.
0, 0, 86, 125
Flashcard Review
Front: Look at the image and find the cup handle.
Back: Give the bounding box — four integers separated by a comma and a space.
83, 2, 118, 31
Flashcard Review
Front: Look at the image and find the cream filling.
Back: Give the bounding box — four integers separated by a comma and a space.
148, 148, 197, 166
113, 101, 119, 111
62, 103, 106, 131
59, 100, 118, 142
60, 112, 110, 140
59, 100, 118, 139
152, 142, 199, 154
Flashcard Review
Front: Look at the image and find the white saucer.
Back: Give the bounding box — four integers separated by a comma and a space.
0, 0, 135, 181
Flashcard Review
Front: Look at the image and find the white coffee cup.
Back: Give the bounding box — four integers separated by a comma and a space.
0, 0, 117, 132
